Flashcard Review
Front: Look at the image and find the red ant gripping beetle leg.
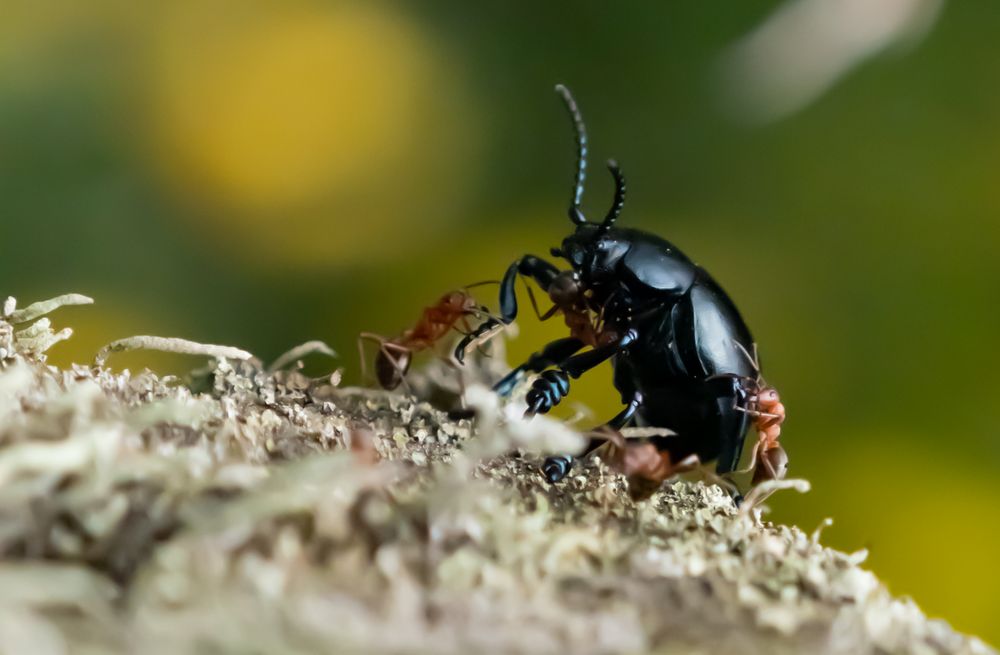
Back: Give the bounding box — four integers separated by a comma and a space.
359, 284, 498, 390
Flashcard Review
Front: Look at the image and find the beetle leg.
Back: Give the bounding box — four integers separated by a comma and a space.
454, 255, 561, 363
524, 329, 638, 419
561, 328, 638, 378
493, 337, 584, 397
542, 390, 643, 483
525, 369, 571, 415
607, 391, 644, 430
500, 255, 561, 320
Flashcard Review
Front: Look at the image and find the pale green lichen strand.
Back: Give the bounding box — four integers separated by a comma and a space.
93, 335, 255, 366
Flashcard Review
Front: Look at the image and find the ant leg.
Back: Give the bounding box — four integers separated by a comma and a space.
732, 404, 780, 422
542, 391, 643, 483
359, 333, 413, 391
449, 318, 475, 338
357, 332, 386, 385
735, 440, 761, 474
441, 357, 469, 408
378, 341, 415, 393
734, 341, 761, 372
750, 442, 788, 485
461, 279, 502, 291
522, 277, 560, 322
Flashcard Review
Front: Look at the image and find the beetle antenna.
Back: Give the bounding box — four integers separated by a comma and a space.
598, 159, 625, 234
555, 84, 588, 225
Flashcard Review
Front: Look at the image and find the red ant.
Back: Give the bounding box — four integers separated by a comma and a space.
359, 285, 496, 390
726, 343, 788, 485
528, 270, 618, 348
588, 426, 701, 500
452, 269, 616, 365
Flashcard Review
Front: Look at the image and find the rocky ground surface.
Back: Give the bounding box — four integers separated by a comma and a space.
0, 294, 993, 655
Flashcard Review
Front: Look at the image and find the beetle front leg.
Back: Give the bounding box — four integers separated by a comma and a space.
454, 255, 561, 363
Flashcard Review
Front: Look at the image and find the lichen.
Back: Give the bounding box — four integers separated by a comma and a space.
0, 294, 993, 655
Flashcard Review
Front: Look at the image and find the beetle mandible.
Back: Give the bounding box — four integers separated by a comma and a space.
455, 85, 784, 491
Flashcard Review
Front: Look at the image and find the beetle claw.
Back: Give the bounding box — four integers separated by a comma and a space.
542, 456, 573, 482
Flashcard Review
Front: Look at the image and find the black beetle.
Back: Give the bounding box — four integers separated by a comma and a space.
456, 85, 779, 490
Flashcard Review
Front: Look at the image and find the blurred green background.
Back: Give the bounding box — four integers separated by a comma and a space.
1, 0, 997, 644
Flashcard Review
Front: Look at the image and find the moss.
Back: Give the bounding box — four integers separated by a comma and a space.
0, 294, 993, 655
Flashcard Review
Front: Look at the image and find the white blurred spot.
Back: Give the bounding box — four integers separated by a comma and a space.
719, 0, 944, 122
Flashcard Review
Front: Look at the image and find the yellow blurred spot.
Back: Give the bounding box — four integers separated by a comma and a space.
773, 431, 1000, 646
0, 0, 140, 71
147, 1, 477, 268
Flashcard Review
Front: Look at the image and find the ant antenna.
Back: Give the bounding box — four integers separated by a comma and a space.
598, 159, 625, 234
555, 84, 588, 226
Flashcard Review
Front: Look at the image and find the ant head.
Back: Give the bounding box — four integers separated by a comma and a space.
757, 387, 780, 405
547, 270, 582, 308
446, 290, 479, 313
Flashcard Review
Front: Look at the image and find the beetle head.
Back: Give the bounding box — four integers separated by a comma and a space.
552, 85, 629, 283
551, 225, 630, 283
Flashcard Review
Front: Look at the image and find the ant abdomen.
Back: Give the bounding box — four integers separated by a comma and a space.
374, 348, 412, 390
